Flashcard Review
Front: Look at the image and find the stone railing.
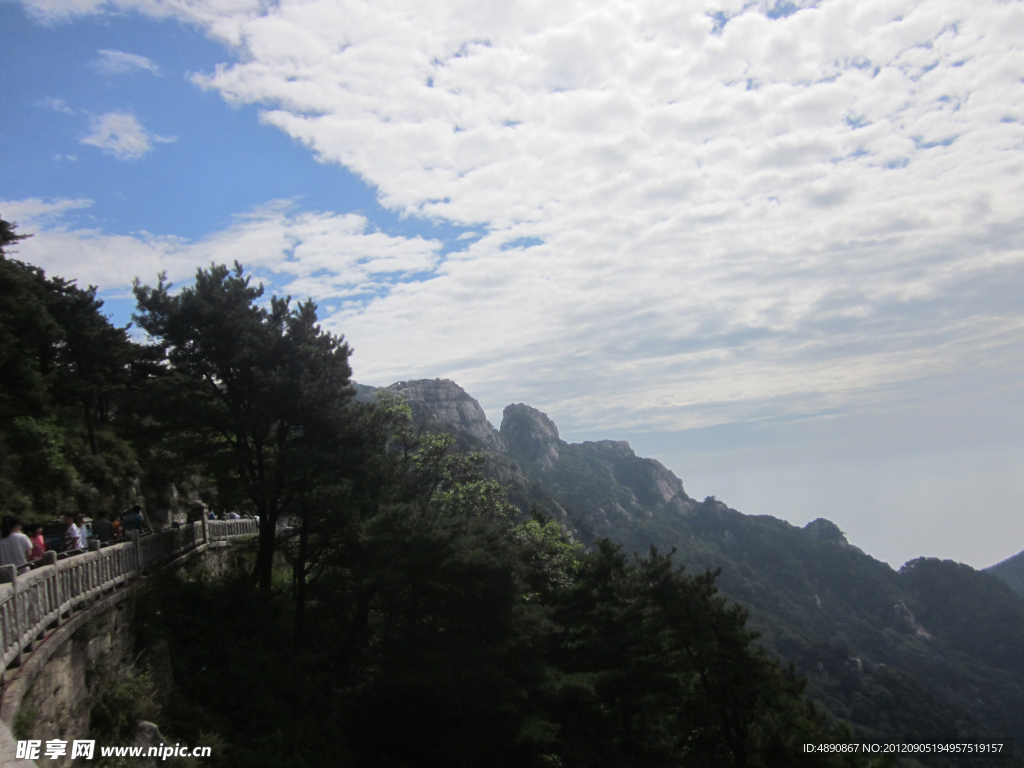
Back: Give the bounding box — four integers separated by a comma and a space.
0, 518, 257, 674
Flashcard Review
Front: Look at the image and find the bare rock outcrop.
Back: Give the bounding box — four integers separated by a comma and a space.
578, 440, 687, 509
380, 379, 524, 485
499, 404, 561, 470
386, 379, 505, 454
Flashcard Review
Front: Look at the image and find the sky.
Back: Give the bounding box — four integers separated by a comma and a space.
2, 0, 1024, 570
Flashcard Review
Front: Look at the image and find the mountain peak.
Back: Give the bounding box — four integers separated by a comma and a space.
803, 517, 849, 546
500, 403, 561, 469
385, 378, 503, 453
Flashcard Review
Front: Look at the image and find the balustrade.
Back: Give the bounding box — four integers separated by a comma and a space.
0, 517, 257, 673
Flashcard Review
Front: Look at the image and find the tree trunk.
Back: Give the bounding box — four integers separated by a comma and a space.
252, 513, 277, 593
293, 511, 309, 644
83, 396, 97, 456
337, 588, 370, 676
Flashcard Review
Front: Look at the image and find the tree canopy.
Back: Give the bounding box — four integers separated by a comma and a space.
0, 217, 139, 518
132, 262, 355, 590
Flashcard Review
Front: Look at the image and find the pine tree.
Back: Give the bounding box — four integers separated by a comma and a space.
132, 263, 355, 592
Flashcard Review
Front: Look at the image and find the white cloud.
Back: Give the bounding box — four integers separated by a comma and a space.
0, 197, 442, 304
93, 49, 162, 75
16, 0, 264, 44
36, 97, 75, 114
14, 0, 1024, 442
80, 112, 175, 159
2, 197, 93, 221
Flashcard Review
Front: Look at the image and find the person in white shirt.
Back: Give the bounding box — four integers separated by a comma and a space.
0, 516, 34, 572
74, 514, 89, 550
63, 514, 81, 553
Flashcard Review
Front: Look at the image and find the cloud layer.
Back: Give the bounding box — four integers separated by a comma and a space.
92, 48, 162, 76
13, 0, 1024, 438
80, 112, 175, 159
1, 198, 442, 306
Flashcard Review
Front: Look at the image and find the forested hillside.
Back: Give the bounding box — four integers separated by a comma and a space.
384, 379, 1024, 763
987, 550, 1024, 598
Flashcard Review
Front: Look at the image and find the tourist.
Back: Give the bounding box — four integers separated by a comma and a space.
28, 525, 45, 561
112, 514, 123, 540
74, 514, 89, 550
0, 517, 34, 573
93, 513, 114, 543
63, 514, 81, 552
124, 505, 145, 534
226, 511, 240, 520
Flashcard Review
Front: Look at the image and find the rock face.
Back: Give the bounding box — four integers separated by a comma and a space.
496, 406, 688, 517
578, 440, 686, 509
385, 379, 505, 454
499, 404, 561, 470
380, 379, 523, 485
16, 600, 137, 768
368, 384, 692, 544
493, 403, 693, 543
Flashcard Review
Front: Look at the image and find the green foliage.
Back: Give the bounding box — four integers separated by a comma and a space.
132, 262, 355, 590
120, 367, 861, 766
900, 557, 1024, 671
495, 432, 1024, 762
12, 708, 37, 741
540, 542, 858, 767
140, 444, 866, 768
987, 549, 1024, 598
0, 218, 140, 518
88, 659, 207, 768
512, 511, 583, 591
88, 663, 161, 742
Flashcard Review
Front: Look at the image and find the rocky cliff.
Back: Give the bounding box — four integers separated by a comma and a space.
374, 379, 523, 486
370, 381, 695, 544
499, 404, 560, 470
385, 380, 505, 454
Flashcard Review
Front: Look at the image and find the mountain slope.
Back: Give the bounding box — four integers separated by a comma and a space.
375, 379, 1024, 760
986, 549, 1024, 598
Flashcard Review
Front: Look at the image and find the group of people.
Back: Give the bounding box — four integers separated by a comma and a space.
207, 510, 242, 520
0, 506, 149, 574
0, 517, 47, 573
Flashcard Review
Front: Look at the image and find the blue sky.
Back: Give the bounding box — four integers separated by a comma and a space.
1, 4, 469, 316
3, 0, 1024, 569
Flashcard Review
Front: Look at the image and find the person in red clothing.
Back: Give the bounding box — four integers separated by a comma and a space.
28, 524, 45, 561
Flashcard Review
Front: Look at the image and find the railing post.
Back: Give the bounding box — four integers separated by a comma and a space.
0, 566, 22, 668
87, 540, 101, 600
41, 552, 61, 628
130, 531, 142, 578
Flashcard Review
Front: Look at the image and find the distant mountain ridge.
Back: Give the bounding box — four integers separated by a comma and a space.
986, 550, 1024, 598
362, 378, 1024, 761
